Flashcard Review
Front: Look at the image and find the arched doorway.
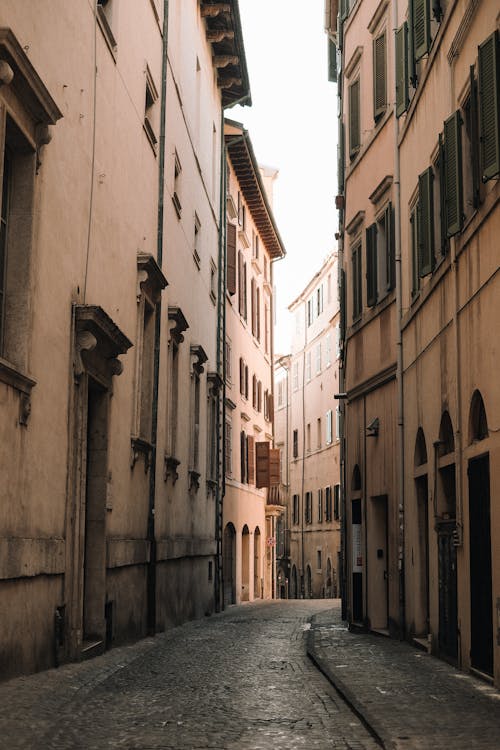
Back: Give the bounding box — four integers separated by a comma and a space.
290, 565, 298, 599
223, 523, 236, 606
241, 525, 250, 601
305, 565, 312, 599
468, 390, 492, 676
436, 411, 458, 663
413, 427, 429, 637
254, 527, 261, 599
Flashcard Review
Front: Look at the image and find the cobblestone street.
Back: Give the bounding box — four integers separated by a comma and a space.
0, 601, 378, 750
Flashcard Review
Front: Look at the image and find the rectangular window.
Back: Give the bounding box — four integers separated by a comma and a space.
305, 492, 312, 524
293, 429, 298, 459
292, 362, 299, 391
396, 22, 409, 117
190, 373, 201, 471
225, 339, 232, 384
173, 150, 182, 218
325, 486, 332, 522
334, 484, 340, 520
366, 223, 378, 307
410, 202, 420, 297
316, 285, 323, 315
317, 417, 322, 449
306, 423, 311, 452
306, 351, 312, 381
293, 494, 299, 525
252, 373, 257, 409
352, 241, 362, 320
209, 259, 217, 305
226, 222, 237, 295
240, 430, 247, 483
349, 78, 361, 157
318, 489, 323, 523
317, 549, 322, 571
257, 380, 262, 412
247, 435, 255, 485
325, 334, 332, 366
326, 410, 333, 445
144, 66, 159, 150
444, 111, 463, 237
418, 167, 434, 275
335, 407, 341, 440
225, 418, 232, 476
373, 31, 387, 120
316, 342, 321, 374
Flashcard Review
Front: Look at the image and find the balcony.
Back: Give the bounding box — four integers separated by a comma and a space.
266, 483, 288, 509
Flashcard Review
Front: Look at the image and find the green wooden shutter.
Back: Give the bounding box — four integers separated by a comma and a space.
411, 207, 420, 296
418, 167, 434, 276
349, 79, 360, 157
478, 30, 499, 181
373, 32, 387, 120
366, 224, 378, 307
396, 23, 409, 118
413, 0, 430, 62
386, 203, 396, 291
352, 244, 361, 320
226, 222, 236, 295
339, 268, 346, 340
444, 110, 463, 237
469, 66, 480, 208
328, 38, 337, 83
408, 0, 418, 86
438, 132, 448, 254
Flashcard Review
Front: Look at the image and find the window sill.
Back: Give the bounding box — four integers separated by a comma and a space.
0, 357, 36, 426
130, 436, 153, 472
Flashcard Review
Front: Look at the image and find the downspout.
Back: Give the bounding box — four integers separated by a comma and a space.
300, 302, 307, 598
392, 0, 405, 638
147, 0, 169, 635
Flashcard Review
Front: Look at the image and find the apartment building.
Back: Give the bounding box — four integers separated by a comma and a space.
276, 254, 341, 599
223, 120, 285, 605
0, 0, 250, 679
335, 0, 500, 685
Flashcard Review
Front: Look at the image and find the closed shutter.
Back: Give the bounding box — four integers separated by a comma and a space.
240, 431, 247, 483
413, 0, 430, 61
338, 121, 345, 193
255, 441, 270, 488
238, 251, 244, 315
444, 110, 463, 237
239, 357, 244, 395
418, 167, 434, 276
251, 277, 256, 336
478, 30, 499, 181
386, 203, 396, 290
247, 435, 255, 484
269, 448, 280, 486
373, 32, 386, 119
328, 38, 337, 83
352, 244, 361, 320
339, 268, 346, 340
438, 132, 448, 254
469, 66, 481, 208
366, 223, 378, 306
226, 222, 236, 295
396, 23, 409, 118
349, 79, 360, 157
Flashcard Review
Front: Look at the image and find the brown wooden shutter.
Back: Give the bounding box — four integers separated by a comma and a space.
373, 31, 386, 119
365, 223, 378, 307
240, 430, 247, 483
251, 277, 256, 336
478, 30, 499, 182
238, 251, 244, 315
255, 441, 270, 488
349, 79, 360, 157
226, 222, 236, 295
385, 203, 396, 291
239, 357, 244, 394
247, 435, 255, 484
269, 448, 280, 485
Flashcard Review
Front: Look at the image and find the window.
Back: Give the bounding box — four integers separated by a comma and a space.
325, 334, 332, 367
247, 435, 255, 485
293, 494, 300, 525
306, 351, 312, 381
327, 274, 332, 303
263, 389, 272, 422
193, 213, 201, 268
307, 298, 313, 326
97, 0, 117, 53
412, 0, 431, 62
238, 251, 247, 320
366, 223, 377, 307
325, 486, 333, 521
225, 338, 232, 385
326, 410, 333, 445
226, 222, 237, 294
444, 111, 463, 238
317, 418, 322, 449
257, 380, 262, 412
317, 549, 322, 571
240, 430, 247, 483
292, 362, 299, 391
335, 407, 341, 441
173, 150, 182, 218
207, 376, 218, 485
410, 201, 420, 297
252, 374, 257, 409
395, 23, 410, 118
418, 166, 434, 276
264, 302, 269, 354
306, 423, 311, 452
373, 31, 387, 120
293, 429, 299, 459
334, 484, 340, 520
318, 489, 323, 523
245, 365, 249, 400
209, 258, 217, 304
351, 241, 362, 320
277, 379, 285, 408
305, 492, 313, 524
252, 230, 259, 259
349, 78, 361, 158
239, 357, 245, 395
144, 66, 159, 150
316, 284, 324, 315
315, 343, 321, 374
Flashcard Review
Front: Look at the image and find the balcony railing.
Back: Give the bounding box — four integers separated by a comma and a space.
267, 483, 288, 507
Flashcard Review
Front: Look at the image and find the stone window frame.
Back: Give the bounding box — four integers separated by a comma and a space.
164, 306, 189, 484
0, 28, 62, 424
188, 344, 208, 492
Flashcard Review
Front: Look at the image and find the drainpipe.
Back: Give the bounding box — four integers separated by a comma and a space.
300, 302, 307, 598
147, 0, 169, 635
392, 0, 405, 639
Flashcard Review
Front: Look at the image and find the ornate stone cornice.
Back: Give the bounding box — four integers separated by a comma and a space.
168, 306, 189, 346
190, 344, 208, 376
137, 253, 168, 304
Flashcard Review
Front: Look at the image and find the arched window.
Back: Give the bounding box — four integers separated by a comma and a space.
469, 390, 488, 443
414, 427, 428, 467
352, 465, 361, 491
438, 411, 455, 457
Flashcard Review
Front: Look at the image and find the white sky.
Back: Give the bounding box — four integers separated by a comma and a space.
231, 0, 338, 354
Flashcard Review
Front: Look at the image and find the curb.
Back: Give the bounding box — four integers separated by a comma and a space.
306, 620, 394, 750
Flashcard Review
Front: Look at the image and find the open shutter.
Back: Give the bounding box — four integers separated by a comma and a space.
269, 448, 280, 486
250, 277, 256, 336
373, 32, 387, 119
349, 79, 361, 157
366, 224, 378, 306
444, 110, 463, 237
328, 38, 337, 83
469, 67, 481, 209
338, 121, 345, 193
413, 0, 430, 62
238, 251, 244, 314
396, 23, 409, 117
240, 431, 247, 483
255, 441, 270, 488
239, 357, 244, 394
478, 30, 499, 181
386, 203, 396, 290
226, 222, 236, 295
418, 167, 434, 276
339, 268, 346, 340
247, 435, 255, 485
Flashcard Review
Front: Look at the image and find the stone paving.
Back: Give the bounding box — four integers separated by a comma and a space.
0, 601, 379, 750
307, 606, 500, 750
